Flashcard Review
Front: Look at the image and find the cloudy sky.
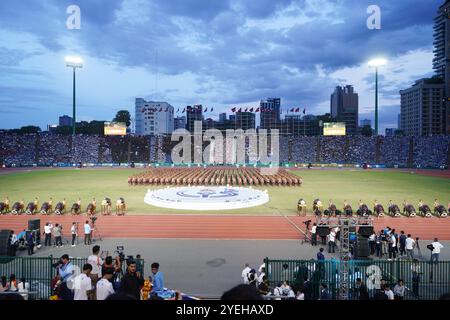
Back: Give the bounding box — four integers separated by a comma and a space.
0, 0, 442, 132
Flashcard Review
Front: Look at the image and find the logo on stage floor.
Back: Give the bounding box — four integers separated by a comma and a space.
177, 188, 239, 199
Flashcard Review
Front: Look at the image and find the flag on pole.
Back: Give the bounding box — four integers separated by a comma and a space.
238, 107, 242, 112
290, 108, 295, 112
177, 108, 180, 113
295, 107, 300, 112
204, 107, 208, 112
303, 108, 306, 114
231, 107, 236, 113
211, 107, 213, 112
182, 108, 185, 113
244, 108, 248, 112
159, 107, 163, 112
255, 107, 260, 112
250, 107, 254, 112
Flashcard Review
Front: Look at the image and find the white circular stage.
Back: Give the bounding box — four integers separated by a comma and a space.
144, 186, 269, 211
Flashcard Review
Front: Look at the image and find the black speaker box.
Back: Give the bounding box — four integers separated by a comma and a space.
28, 219, 40, 230
0, 230, 13, 256
355, 236, 370, 258
358, 226, 374, 237
316, 226, 330, 237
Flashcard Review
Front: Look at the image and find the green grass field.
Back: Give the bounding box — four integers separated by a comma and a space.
0, 168, 448, 215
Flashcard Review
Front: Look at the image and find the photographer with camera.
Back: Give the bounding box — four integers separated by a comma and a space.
119, 260, 144, 300
55, 254, 74, 300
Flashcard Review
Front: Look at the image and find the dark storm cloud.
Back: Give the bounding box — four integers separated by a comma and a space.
0, 0, 443, 129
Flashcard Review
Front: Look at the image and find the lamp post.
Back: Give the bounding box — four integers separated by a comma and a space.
368, 58, 387, 136
65, 56, 83, 136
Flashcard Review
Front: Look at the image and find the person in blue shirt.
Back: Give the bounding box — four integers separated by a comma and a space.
317, 247, 325, 261
57, 254, 74, 300
151, 262, 164, 295
17, 230, 27, 247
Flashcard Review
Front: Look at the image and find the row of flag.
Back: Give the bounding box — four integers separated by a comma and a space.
142, 106, 307, 114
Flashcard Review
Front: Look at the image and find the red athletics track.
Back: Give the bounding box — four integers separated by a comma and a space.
0, 215, 449, 240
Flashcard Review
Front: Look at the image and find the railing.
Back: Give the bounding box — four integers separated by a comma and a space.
0, 256, 145, 300
265, 258, 450, 300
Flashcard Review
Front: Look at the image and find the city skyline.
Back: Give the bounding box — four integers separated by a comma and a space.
0, 0, 442, 133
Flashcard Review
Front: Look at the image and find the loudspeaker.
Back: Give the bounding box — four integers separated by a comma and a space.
355, 235, 370, 258
358, 226, 374, 237
28, 219, 40, 230
316, 226, 330, 237
0, 230, 13, 256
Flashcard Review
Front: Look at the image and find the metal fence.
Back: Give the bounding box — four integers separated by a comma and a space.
265, 258, 450, 300
0, 256, 145, 300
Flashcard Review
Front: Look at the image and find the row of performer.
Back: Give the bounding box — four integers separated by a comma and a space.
0, 197, 126, 216
297, 199, 449, 218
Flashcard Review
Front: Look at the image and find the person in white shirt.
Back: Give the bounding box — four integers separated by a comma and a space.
310, 223, 317, 246
388, 234, 397, 260
74, 263, 93, 300
257, 267, 266, 285
430, 238, 444, 263
384, 284, 395, 300
405, 234, 415, 260
96, 267, 115, 300
43, 222, 53, 247
17, 278, 30, 300
84, 220, 92, 245
241, 263, 251, 284
296, 289, 305, 300
258, 260, 271, 274
328, 230, 336, 253
87, 245, 103, 299
70, 222, 78, 247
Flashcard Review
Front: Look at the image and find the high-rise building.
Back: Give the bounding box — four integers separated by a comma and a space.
260, 98, 281, 129
330, 85, 359, 135
219, 113, 227, 123
186, 105, 203, 133
235, 112, 256, 130
433, 0, 450, 134
59, 115, 73, 127
400, 78, 445, 136
360, 119, 371, 127
174, 116, 186, 130
135, 98, 174, 135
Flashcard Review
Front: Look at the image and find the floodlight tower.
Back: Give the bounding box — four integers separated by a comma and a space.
368, 58, 387, 136
65, 56, 83, 136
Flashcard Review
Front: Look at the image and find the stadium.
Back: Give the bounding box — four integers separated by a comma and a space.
0, 133, 449, 301
1, 0, 450, 308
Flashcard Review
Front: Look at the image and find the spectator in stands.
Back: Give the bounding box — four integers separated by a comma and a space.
74, 263, 93, 300
383, 284, 394, 300
120, 260, 144, 299
150, 262, 165, 296
96, 267, 115, 300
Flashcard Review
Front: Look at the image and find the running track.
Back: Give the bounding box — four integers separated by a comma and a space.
0, 214, 449, 240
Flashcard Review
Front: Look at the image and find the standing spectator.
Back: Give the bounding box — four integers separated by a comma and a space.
74, 264, 93, 300
43, 222, 53, 247
317, 247, 325, 261
430, 238, 444, 263
388, 233, 397, 260
380, 230, 388, 258
393, 279, 405, 300
26, 232, 34, 256
70, 222, 77, 247
399, 231, 407, 257
311, 223, 317, 246
328, 229, 336, 253
119, 261, 144, 300
96, 267, 115, 300
0, 276, 9, 292
411, 259, 421, 298
375, 232, 382, 258
368, 231, 376, 255
319, 283, 330, 300
87, 245, 103, 299
53, 223, 62, 247
84, 220, 92, 245
58, 254, 74, 300
257, 267, 266, 285
17, 278, 29, 300
135, 254, 144, 276
405, 234, 415, 260
241, 263, 251, 284
383, 284, 394, 300
355, 278, 369, 300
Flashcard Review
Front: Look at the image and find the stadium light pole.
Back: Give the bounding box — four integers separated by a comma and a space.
65, 56, 83, 136
368, 58, 387, 136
